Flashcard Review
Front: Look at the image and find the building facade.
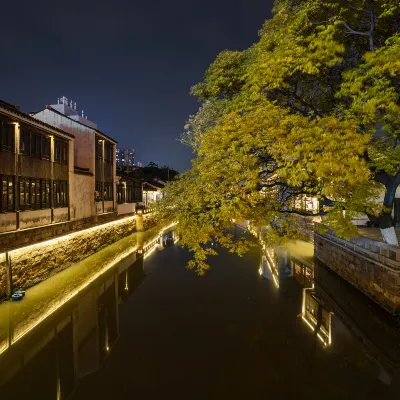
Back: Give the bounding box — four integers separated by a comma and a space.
32, 97, 118, 219
0, 101, 74, 233
116, 148, 135, 169
116, 168, 143, 215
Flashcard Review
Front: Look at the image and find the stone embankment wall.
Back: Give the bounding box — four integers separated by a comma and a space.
0, 213, 156, 299
314, 227, 400, 314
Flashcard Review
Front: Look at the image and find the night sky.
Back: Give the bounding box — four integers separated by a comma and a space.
1, 0, 274, 172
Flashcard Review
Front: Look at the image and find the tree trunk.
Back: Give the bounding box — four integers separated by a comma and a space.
369, 170, 400, 247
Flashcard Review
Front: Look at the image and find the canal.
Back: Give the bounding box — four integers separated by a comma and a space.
0, 232, 399, 399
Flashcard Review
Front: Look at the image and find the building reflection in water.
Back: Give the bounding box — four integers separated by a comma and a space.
261, 242, 400, 385
0, 254, 146, 399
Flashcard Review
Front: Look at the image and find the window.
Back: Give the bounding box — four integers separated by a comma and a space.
18, 177, 55, 211
53, 180, 67, 208
0, 119, 14, 152
31, 133, 41, 157
42, 136, 50, 160
1, 175, 14, 212
104, 182, 113, 201
19, 177, 31, 210
96, 139, 103, 160
126, 186, 134, 203
31, 178, 42, 210
54, 139, 67, 164
117, 184, 125, 204
41, 179, 51, 209
104, 143, 113, 162
96, 181, 103, 200
20, 128, 30, 155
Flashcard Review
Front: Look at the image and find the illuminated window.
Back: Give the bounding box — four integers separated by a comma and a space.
53, 180, 68, 208
0, 175, 14, 212
19, 177, 31, 210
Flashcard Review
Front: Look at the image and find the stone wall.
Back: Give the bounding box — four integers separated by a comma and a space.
5, 215, 141, 293
0, 212, 121, 254
0, 254, 6, 299
314, 232, 400, 314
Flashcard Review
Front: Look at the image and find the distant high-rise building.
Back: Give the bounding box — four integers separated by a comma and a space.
116, 147, 135, 169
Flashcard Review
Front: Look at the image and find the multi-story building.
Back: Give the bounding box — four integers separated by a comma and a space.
0, 100, 74, 233
116, 148, 135, 169
32, 97, 119, 218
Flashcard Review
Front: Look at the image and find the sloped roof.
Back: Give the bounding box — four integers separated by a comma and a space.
0, 100, 75, 139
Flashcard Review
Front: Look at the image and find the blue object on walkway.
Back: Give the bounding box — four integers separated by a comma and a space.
14, 290, 25, 298
11, 293, 24, 302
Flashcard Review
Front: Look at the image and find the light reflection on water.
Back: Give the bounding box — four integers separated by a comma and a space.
261, 241, 400, 385
0, 233, 399, 398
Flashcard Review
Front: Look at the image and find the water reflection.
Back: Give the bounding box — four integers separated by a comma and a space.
261, 242, 400, 385
0, 252, 148, 399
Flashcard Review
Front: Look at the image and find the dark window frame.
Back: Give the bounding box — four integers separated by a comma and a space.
20, 128, 31, 155
96, 139, 103, 160
19, 177, 31, 211
0, 119, 15, 153
104, 181, 113, 201
104, 143, 113, 163
53, 179, 68, 208
54, 139, 68, 164
0, 175, 14, 212
117, 184, 125, 204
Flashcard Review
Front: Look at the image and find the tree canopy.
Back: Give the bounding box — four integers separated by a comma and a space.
159, 0, 400, 274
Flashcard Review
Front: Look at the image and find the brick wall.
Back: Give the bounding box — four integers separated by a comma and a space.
314, 232, 400, 314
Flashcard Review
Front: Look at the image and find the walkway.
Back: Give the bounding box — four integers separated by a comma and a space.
358, 227, 400, 244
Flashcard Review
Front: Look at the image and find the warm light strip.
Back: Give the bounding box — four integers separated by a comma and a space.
1, 222, 178, 354
265, 253, 279, 289
301, 316, 328, 346
143, 245, 158, 259
5, 215, 137, 256
2, 244, 138, 354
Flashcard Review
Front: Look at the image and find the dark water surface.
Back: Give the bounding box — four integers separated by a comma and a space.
0, 240, 399, 399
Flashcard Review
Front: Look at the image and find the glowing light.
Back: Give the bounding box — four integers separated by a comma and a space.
143, 245, 157, 259
0, 221, 177, 354
263, 249, 279, 289
301, 316, 329, 347
5, 214, 137, 256
7, 244, 138, 349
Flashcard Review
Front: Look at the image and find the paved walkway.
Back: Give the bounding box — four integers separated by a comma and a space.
358, 227, 400, 244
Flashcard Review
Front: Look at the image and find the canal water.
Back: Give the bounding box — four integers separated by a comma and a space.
0, 233, 399, 399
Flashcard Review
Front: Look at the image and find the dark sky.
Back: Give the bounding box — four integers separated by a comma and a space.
1, 0, 274, 172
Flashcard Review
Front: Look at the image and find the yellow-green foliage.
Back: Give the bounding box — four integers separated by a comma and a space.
158, 0, 400, 272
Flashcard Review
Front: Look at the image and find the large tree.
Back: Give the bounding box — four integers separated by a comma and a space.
159, 0, 400, 273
